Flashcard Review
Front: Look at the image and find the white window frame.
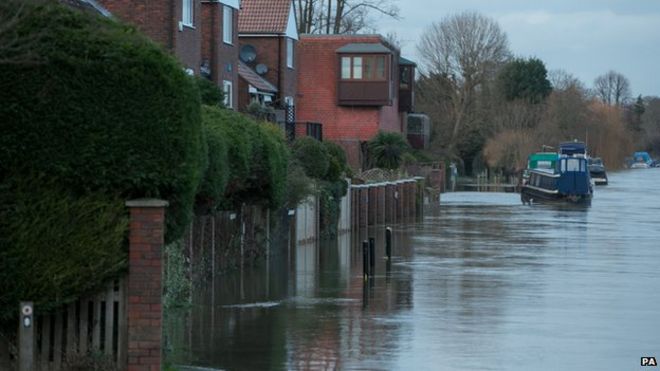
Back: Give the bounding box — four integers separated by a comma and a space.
182, 0, 193, 27
223, 80, 233, 109
286, 38, 294, 69
223, 5, 233, 45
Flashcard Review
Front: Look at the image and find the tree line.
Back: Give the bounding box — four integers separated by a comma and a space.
415, 11, 659, 174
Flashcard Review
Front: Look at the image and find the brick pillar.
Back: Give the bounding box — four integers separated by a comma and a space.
125, 199, 168, 371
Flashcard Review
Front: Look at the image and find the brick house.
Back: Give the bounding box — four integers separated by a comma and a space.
97, 0, 240, 108
237, 0, 298, 112
296, 34, 423, 170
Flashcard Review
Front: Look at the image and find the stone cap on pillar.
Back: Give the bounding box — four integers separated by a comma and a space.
125, 199, 169, 208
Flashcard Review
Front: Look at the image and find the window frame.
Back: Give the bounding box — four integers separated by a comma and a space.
340, 54, 388, 81
223, 80, 233, 109
223, 5, 233, 45
286, 38, 294, 69
182, 0, 193, 27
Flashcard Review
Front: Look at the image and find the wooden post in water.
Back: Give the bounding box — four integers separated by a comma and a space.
362, 240, 369, 280
369, 237, 376, 275
18, 302, 34, 371
385, 227, 392, 260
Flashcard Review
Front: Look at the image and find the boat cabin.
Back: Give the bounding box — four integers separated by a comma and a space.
557, 156, 591, 195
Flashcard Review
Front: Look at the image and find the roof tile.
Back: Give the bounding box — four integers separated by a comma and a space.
238, 0, 292, 34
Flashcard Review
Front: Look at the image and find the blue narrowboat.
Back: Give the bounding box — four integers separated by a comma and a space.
521, 142, 593, 205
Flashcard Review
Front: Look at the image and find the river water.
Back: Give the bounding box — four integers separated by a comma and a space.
168, 168, 660, 371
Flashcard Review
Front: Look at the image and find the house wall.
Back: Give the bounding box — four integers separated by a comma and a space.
238, 36, 297, 106
99, 0, 202, 74
201, 3, 239, 108
297, 35, 403, 171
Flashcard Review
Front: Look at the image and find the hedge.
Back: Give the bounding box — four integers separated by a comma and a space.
197, 107, 289, 211
0, 177, 128, 322
196, 106, 230, 212
0, 0, 205, 243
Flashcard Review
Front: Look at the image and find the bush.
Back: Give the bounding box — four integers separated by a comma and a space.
196, 106, 230, 212
0, 177, 128, 323
368, 131, 411, 170
292, 137, 330, 179
323, 141, 349, 182
0, 1, 205, 242
197, 107, 289, 210
196, 76, 226, 108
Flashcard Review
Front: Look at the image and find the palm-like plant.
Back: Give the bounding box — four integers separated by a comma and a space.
368, 131, 411, 170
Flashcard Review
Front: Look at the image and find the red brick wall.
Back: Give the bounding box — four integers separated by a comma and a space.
100, 0, 202, 74
201, 3, 239, 109
297, 35, 403, 170
125, 199, 168, 371
237, 36, 297, 106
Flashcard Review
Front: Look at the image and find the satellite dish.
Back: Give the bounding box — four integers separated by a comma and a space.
255, 64, 268, 75
239, 45, 257, 63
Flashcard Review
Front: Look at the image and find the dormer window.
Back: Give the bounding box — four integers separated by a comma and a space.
340, 55, 386, 81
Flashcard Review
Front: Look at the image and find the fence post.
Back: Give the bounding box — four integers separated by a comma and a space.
125, 199, 168, 371
18, 302, 34, 371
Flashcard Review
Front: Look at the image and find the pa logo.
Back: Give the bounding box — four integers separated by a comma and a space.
642, 357, 657, 367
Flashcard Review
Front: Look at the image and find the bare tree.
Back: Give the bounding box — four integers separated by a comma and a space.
416, 11, 510, 155
295, 0, 400, 35
548, 69, 585, 93
0, 0, 46, 66
593, 70, 631, 106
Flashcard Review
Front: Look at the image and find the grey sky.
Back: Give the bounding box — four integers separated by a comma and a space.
379, 0, 660, 97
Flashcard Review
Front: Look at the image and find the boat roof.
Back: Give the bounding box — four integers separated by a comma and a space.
528, 152, 558, 161
559, 141, 587, 155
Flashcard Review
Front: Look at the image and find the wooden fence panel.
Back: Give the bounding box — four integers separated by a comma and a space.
25, 278, 127, 371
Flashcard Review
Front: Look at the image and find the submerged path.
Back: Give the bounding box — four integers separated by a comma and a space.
168, 168, 660, 371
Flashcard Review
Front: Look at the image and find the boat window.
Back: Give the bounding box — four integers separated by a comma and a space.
537, 160, 552, 169
566, 158, 580, 172
561, 160, 566, 173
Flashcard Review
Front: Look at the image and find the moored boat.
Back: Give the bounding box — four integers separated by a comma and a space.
588, 157, 608, 185
521, 142, 593, 205
630, 151, 653, 169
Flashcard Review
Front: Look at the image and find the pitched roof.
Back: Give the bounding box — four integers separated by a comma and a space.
238, 61, 278, 93
238, 0, 292, 34
399, 57, 417, 66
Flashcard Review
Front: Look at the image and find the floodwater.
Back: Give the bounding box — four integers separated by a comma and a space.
167, 168, 660, 371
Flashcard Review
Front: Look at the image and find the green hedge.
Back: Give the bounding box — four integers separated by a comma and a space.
0, 178, 128, 322
196, 106, 230, 212
197, 107, 289, 211
0, 1, 205, 243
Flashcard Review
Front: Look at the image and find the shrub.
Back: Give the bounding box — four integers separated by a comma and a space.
197, 107, 289, 210
196, 76, 226, 108
323, 141, 349, 182
196, 106, 230, 212
292, 137, 329, 179
0, 177, 128, 323
0, 1, 205, 242
368, 131, 411, 170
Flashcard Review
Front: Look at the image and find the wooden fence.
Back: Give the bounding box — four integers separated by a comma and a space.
14, 279, 127, 371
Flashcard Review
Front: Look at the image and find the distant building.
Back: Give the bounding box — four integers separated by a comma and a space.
237, 0, 298, 113
297, 34, 426, 170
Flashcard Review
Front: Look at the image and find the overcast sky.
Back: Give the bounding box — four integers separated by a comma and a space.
379, 0, 660, 97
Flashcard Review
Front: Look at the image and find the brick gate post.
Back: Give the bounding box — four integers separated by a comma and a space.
125, 199, 168, 371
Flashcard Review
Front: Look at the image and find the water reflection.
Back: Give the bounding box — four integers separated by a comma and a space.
167, 169, 660, 371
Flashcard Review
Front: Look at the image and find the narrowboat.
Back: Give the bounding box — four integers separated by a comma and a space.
521, 142, 593, 205
588, 157, 608, 185
522, 151, 559, 185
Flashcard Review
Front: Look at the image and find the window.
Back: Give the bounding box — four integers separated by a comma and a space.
286, 38, 294, 69
223, 80, 233, 109
182, 0, 193, 27
566, 158, 580, 172
400, 66, 412, 89
340, 55, 387, 81
223, 6, 232, 44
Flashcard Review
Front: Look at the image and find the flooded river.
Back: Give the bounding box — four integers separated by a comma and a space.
168, 168, 660, 371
